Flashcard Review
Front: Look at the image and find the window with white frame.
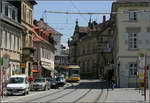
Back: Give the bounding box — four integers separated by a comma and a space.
129, 63, 137, 76
5, 30, 7, 49
2, 2, 18, 22
17, 36, 20, 51
129, 11, 137, 21
9, 32, 12, 50
128, 33, 138, 49
13, 34, 16, 51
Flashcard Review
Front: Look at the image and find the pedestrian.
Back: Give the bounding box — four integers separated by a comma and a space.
29, 76, 34, 84
111, 79, 115, 90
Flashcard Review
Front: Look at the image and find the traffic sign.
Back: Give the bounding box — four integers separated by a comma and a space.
3, 54, 10, 68
139, 53, 145, 68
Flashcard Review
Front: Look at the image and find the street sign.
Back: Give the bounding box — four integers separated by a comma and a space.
3, 54, 10, 68
139, 53, 145, 68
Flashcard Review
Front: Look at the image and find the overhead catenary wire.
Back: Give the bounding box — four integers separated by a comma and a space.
44, 9, 150, 15
70, 0, 88, 22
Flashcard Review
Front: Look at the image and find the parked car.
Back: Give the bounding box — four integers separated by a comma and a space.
56, 77, 66, 87
47, 78, 58, 89
32, 78, 50, 91
6, 75, 30, 96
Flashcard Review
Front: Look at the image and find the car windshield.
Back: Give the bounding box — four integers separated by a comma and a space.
8, 77, 25, 84
34, 78, 45, 83
50, 78, 56, 81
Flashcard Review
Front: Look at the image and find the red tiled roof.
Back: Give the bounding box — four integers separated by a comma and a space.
33, 26, 50, 44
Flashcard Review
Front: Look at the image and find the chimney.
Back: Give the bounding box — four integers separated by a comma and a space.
40, 18, 44, 22
103, 16, 106, 23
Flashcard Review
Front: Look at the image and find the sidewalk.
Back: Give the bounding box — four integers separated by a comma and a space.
100, 88, 150, 103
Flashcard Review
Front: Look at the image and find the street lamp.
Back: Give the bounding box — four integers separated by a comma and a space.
118, 62, 120, 87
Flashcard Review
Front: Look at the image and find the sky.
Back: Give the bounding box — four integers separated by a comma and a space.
34, 1, 113, 47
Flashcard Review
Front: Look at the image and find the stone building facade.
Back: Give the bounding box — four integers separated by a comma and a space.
68, 17, 113, 79
111, 0, 150, 87
20, 0, 37, 77
0, 0, 26, 81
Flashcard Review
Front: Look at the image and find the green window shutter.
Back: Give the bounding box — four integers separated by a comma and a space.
124, 33, 128, 50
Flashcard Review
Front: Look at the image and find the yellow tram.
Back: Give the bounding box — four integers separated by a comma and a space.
66, 65, 80, 82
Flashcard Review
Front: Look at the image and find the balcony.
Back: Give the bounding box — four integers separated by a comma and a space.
22, 47, 36, 55
22, 47, 36, 62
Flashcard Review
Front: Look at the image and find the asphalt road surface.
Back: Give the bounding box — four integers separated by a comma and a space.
1, 79, 108, 103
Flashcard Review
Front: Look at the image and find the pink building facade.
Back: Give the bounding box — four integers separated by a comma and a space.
33, 21, 55, 78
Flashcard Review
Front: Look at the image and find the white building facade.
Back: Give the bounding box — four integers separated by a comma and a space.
111, 1, 150, 87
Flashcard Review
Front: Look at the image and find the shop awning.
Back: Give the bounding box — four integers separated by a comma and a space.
32, 69, 39, 73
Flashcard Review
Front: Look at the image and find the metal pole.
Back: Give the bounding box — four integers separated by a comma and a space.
1, 66, 4, 98
144, 66, 146, 101
148, 70, 150, 103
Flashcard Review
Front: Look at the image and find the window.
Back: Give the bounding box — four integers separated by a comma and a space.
5, 31, 7, 49
9, 33, 12, 49
23, 5, 26, 21
129, 11, 137, 21
12, 9, 15, 20
29, 10, 32, 25
42, 48, 44, 58
17, 36, 20, 51
5, 5, 8, 16
14, 35, 16, 51
129, 63, 137, 76
128, 33, 137, 49
3, 2, 18, 21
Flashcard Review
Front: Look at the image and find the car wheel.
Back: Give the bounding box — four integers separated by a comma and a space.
27, 89, 29, 94
23, 91, 26, 96
44, 86, 47, 91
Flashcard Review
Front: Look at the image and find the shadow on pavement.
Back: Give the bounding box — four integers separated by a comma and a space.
65, 81, 109, 89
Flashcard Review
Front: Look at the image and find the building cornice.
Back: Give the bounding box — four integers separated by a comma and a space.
21, 19, 33, 28
1, 14, 26, 31
112, 2, 149, 12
